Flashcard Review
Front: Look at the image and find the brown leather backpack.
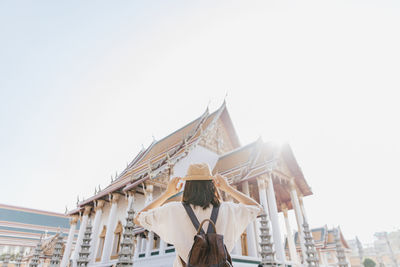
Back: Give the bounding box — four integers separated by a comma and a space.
179, 203, 233, 267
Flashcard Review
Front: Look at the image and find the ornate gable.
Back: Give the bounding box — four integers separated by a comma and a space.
199, 104, 240, 155
199, 117, 235, 155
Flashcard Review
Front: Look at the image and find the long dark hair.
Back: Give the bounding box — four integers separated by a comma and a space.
182, 180, 221, 209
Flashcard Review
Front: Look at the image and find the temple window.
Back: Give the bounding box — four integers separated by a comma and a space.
96, 226, 107, 261
154, 233, 160, 249
111, 221, 123, 259
241, 231, 248, 256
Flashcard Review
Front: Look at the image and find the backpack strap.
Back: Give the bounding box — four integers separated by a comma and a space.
179, 256, 186, 267
182, 203, 205, 234
206, 205, 220, 234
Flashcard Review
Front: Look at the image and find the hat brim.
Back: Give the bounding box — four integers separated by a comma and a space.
182, 175, 215, 181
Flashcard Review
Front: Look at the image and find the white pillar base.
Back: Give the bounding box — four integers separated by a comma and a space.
145, 231, 154, 257
159, 239, 166, 255
134, 236, 142, 259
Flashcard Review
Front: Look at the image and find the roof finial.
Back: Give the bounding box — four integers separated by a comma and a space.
152, 134, 156, 142
223, 91, 228, 103
76, 195, 80, 205
111, 175, 114, 183
65, 206, 68, 214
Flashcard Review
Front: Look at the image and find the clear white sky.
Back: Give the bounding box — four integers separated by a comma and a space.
0, 0, 399, 244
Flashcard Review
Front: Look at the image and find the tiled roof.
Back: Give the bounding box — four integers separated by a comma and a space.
77, 102, 241, 210
213, 140, 312, 197
0, 204, 69, 228
0, 203, 73, 247
293, 226, 327, 248
213, 141, 257, 174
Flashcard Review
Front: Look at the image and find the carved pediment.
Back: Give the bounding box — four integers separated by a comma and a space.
199, 119, 235, 155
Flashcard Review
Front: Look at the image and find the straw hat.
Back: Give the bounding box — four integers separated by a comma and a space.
182, 163, 215, 181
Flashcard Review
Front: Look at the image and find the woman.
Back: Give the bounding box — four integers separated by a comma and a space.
134, 163, 263, 267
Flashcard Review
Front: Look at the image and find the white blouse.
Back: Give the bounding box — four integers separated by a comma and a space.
138, 201, 262, 267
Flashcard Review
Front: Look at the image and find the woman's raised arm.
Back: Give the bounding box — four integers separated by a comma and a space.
133, 177, 182, 225
214, 174, 262, 210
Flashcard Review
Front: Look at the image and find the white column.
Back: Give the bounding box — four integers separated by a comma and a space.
266, 174, 286, 263
145, 232, 154, 257
141, 236, 147, 252
282, 205, 299, 265
289, 180, 307, 263
134, 236, 142, 259
145, 184, 153, 204
89, 200, 105, 264
257, 177, 269, 216
101, 193, 120, 263
60, 216, 78, 267
144, 184, 154, 258
71, 206, 91, 267
298, 195, 309, 224
159, 240, 166, 255
242, 181, 257, 257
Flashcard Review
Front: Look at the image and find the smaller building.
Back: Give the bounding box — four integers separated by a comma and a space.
349, 230, 400, 267
0, 203, 77, 267
287, 225, 351, 266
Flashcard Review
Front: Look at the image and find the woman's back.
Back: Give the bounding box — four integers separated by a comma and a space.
138, 201, 261, 267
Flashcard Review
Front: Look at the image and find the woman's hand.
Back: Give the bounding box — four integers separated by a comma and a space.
165, 177, 183, 196
215, 174, 262, 211
134, 177, 182, 226
214, 174, 232, 192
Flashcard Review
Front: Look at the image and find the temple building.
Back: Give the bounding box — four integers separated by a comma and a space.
290, 226, 351, 266
0, 203, 76, 267
349, 230, 400, 267
41, 102, 318, 267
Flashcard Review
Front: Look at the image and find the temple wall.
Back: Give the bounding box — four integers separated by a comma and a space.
132, 193, 146, 211
96, 192, 146, 229
98, 203, 111, 230
114, 197, 128, 224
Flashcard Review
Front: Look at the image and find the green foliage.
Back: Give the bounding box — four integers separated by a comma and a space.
363, 258, 376, 267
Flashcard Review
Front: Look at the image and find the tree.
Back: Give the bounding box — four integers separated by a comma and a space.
364, 258, 377, 267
